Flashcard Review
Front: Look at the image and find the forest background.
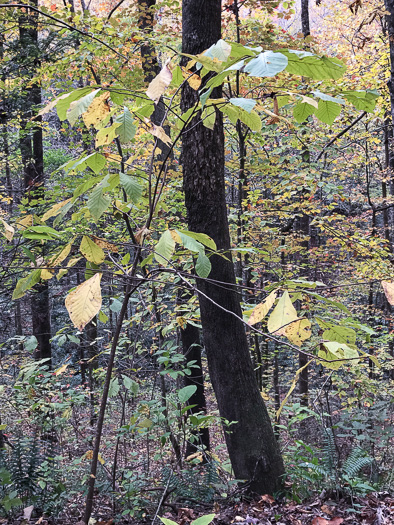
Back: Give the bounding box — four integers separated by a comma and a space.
1, 0, 394, 524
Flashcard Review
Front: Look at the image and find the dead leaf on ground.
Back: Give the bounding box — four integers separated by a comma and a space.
311, 517, 344, 525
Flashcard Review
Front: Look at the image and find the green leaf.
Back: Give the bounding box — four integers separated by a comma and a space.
13, 269, 41, 300
318, 342, 359, 369
293, 102, 315, 123
220, 104, 261, 131
323, 325, 357, 345
110, 90, 125, 105
244, 51, 288, 77
177, 230, 217, 251
108, 377, 120, 398
57, 87, 94, 121
120, 173, 143, 203
22, 225, 62, 240
205, 39, 232, 61
115, 107, 136, 143
267, 290, 297, 334
200, 88, 213, 109
87, 186, 111, 221
178, 385, 197, 403
177, 231, 204, 253
313, 90, 345, 104
95, 122, 121, 147
67, 89, 101, 126
202, 106, 216, 129
135, 103, 155, 119
192, 514, 216, 525
341, 89, 380, 112
110, 298, 123, 313
229, 97, 256, 113
195, 252, 211, 278
85, 152, 106, 174
171, 65, 184, 87
98, 310, 109, 323
122, 375, 139, 395
80, 236, 105, 264
24, 335, 38, 351
154, 230, 176, 266
277, 95, 290, 108
281, 50, 346, 80
315, 100, 341, 125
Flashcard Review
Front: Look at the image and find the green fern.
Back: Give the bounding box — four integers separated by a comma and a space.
342, 447, 373, 480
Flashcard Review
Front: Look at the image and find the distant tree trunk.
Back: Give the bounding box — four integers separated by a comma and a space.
301, 0, 310, 37
181, 0, 284, 494
19, 3, 52, 366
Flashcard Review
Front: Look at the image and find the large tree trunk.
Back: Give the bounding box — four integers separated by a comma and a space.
181, 0, 284, 494
301, 0, 310, 37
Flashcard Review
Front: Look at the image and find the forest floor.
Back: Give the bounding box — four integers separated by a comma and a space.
2, 491, 394, 525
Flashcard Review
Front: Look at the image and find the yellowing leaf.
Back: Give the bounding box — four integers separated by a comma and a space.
49, 243, 72, 268
55, 363, 69, 376
41, 269, 54, 280
0, 218, 14, 241
91, 236, 119, 253
82, 92, 110, 128
382, 280, 394, 305
181, 67, 202, 90
248, 290, 277, 325
146, 64, 172, 103
41, 199, 72, 222
16, 214, 33, 230
148, 123, 172, 146
37, 92, 71, 117
95, 122, 121, 147
276, 359, 313, 420
267, 290, 298, 335
285, 318, 312, 346
80, 236, 105, 264
98, 453, 105, 465
65, 273, 102, 331
57, 256, 82, 280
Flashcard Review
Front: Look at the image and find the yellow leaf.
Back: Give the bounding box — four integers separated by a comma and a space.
98, 453, 105, 465
148, 123, 172, 146
41, 198, 72, 221
82, 92, 110, 129
170, 229, 181, 243
95, 122, 121, 147
80, 236, 105, 264
146, 63, 172, 103
248, 290, 277, 325
85, 450, 93, 460
55, 363, 68, 376
285, 318, 312, 347
57, 256, 82, 280
382, 280, 394, 305
37, 92, 71, 117
0, 218, 14, 241
49, 243, 72, 267
16, 214, 33, 230
267, 290, 298, 335
276, 359, 313, 420
181, 67, 202, 90
41, 269, 54, 280
91, 236, 118, 253
65, 273, 102, 330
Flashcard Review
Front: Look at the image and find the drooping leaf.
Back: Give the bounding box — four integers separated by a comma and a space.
82, 91, 110, 128
108, 377, 120, 398
146, 64, 172, 103
282, 50, 346, 80
205, 39, 231, 61
85, 152, 106, 174
177, 230, 216, 251
13, 269, 41, 300
341, 89, 379, 112
195, 252, 211, 278
248, 290, 278, 325
95, 122, 122, 147
66, 89, 101, 126
201, 106, 216, 129
285, 318, 312, 346
22, 226, 62, 240
192, 514, 216, 525
119, 173, 143, 203
244, 51, 288, 77
318, 341, 359, 369
323, 325, 357, 345
293, 102, 315, 123
80, 236, 105, 264
267, 291, 298, 335
315, 100, 341, 125
41, 199, 72, 222
154, 229, 176, 266
313, 90, 345, 104
65, 273, 102, 330
220, 104, 261, 131
122, 375, 139, 395
115, 107, 136, 143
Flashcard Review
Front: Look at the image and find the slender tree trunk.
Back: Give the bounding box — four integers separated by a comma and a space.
19, 3, 52, 365
181, 0, 284, 494
301, 0, 310, 37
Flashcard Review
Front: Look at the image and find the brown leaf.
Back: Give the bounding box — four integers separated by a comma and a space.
312, 518, 343, 525
259, 494, 275, 505
382, 280, 394, 305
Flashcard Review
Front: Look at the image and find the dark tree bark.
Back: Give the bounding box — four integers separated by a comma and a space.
301, 0, 310, 37
181, 0, 284, 494
19, 3, 52, 365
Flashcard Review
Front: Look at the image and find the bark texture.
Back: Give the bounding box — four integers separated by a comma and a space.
181, 0, 284, 494
301, 0, 310, 37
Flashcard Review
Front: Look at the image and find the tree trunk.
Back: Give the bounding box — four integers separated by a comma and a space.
181, 0, 284, 494
19, 3, 52, 365
301, 0, 310, 37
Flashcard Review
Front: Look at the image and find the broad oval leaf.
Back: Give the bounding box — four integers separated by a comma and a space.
119, 172, 143, 203
80, 236, 105, 264
178, 385, 197, 404
115, 107, 136, 143
248, 290, 278, 325
267, 291, 298, 334
244, 51, 288, 77
195, 252, 211, 278
65, 273, 102, 331
315, 100, 341, 125
154, 229, 176, 266
229, 97, 256, 113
